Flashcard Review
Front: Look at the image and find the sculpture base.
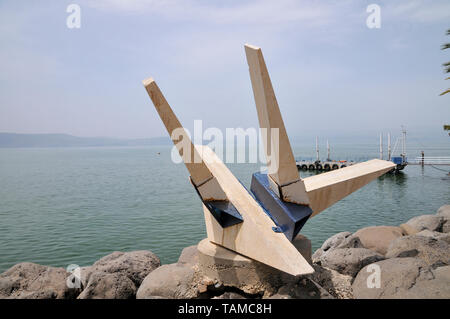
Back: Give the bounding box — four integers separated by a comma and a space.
196, 235, 312, 296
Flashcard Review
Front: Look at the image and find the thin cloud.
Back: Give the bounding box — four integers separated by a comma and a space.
386, 0, 450, 23
87, 0, 450, 26
86, 0, 346, 27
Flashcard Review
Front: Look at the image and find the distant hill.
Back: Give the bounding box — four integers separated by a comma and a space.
0, 133, 171, 148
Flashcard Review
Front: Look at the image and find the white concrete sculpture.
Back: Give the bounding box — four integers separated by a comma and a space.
143, 45, 395, 276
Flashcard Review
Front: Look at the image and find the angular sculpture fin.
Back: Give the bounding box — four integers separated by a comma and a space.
143, 78, 243, 227
244, 44, 309, 205
143, 78, 213, 187
245, 44, 396, 218
304, 159, 396, 217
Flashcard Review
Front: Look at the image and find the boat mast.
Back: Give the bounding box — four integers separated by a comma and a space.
387, 133, 391, 161
401, 126, 407, 161
316, 136, 319, 161
327, 139, 330, 161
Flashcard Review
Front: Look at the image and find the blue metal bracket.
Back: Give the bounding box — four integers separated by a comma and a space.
250, 172, 312, 241
203, 200, 244, 228
190, 177, 244, 228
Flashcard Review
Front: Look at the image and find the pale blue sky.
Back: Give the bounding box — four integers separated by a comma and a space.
0, 0, 449, 141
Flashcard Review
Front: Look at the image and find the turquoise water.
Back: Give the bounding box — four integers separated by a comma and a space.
0, 144, 449, 272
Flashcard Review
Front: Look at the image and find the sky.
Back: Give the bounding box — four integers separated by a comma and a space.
0, 0, 449, 142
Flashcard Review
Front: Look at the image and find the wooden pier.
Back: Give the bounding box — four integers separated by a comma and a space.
296, 160, 355, 171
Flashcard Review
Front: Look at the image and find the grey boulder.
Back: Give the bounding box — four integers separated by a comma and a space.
437, 205, 450, 218
321, 231, 352, 251
405, 214, 443, 232
319, 248, 384, 277
352, 258, 450, 299
353, 226, 404, 255
77, 272, 136, 299
0, 262, 80, 299
336, 235, 365, 249
88, 250, 160, 286
312, 232, 352, 263
386, 235, 450, 267
136, 263, 198, 299
399, 223, 420, 235
415, 230, 450, 243
437, 205, 450, 233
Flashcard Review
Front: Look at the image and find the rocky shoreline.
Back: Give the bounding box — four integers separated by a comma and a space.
1, 205, 449, 299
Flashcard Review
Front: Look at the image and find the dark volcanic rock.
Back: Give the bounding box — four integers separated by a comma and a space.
77, 272, 136, 299
0, 262, 80, 299
437, 205, 450, 233
415, 230, 450, 243
267, 277, 333, 299
308, 264, 353, 299
312, 232, 352, 263
336, 235, 365, 250
88, 250, 160, 286
321, 232, 352, 251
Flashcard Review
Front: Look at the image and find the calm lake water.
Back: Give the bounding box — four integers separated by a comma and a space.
0, 143, 449, 272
